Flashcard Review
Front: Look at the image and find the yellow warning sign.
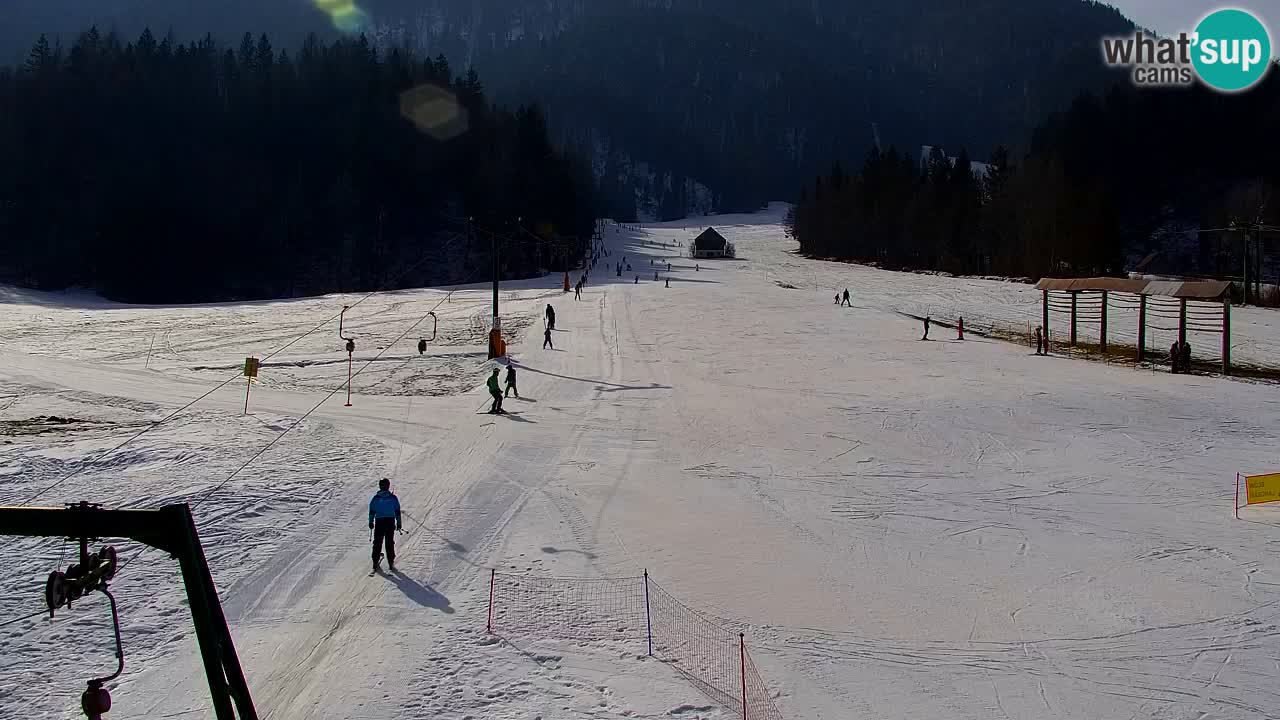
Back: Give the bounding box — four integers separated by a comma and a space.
243, 357, 260, 378
1245, 473, 1280, 506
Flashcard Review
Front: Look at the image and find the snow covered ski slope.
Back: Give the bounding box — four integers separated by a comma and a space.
4, 205, 1280, 719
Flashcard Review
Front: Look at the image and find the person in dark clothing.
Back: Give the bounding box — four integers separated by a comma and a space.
543, 327, 554, 350
1181, 341, 1192, 372
369, 478, 402, 572
504, 365, 519, 398
1170, 341, 1181, 373
834, 294, 840, 304
634, 275, 639, 283
574, 282, 581, 300
417, 338, 426, 355
545, 304, 556, 330
842, 289, 851, 307
487, 368, 504, 412
921, 316, 931, 341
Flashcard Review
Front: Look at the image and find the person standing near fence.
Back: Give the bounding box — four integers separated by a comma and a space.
368, 478, 402, 573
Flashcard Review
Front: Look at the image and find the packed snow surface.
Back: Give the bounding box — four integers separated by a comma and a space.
3, 205, 1280, 719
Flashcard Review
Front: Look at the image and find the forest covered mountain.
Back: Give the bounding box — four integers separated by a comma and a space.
4, 0, 1137, 217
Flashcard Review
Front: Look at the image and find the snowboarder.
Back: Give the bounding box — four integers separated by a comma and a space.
417, 338, 426, 355
543, 327, 554, 350
921, 316, 931, 341
504, 364, 519, 398
487, 368, 505, 413
369, 478, 402, 573
545, 304, 556, 331
842, 289, 851, 307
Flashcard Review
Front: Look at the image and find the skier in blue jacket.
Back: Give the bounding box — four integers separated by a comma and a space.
368, 478, 402, 572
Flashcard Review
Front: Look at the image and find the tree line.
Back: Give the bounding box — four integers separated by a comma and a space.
0, 28, 597, 302
788, 73, 1280, 280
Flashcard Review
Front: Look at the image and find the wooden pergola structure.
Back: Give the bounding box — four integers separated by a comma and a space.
1035, 278, 1233, 374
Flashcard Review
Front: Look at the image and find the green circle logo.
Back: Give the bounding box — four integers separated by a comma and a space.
1192, 8, 1272, 92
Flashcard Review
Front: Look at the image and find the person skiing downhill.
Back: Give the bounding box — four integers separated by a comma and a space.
505, 364, 519, 398
487, 368, 504, 413
369, 478, 402, 573
842, 289, 851, 307
543, 326, 554, 350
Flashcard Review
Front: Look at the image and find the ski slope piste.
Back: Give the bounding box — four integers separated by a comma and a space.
4, 204, 1280, 720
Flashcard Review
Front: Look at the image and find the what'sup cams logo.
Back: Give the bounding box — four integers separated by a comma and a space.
1102, 8, 1272, 92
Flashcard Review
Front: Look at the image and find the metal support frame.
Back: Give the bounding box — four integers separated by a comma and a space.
0, 503, 258, 720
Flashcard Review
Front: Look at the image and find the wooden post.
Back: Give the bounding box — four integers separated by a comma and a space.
1138, 295, 1147, 362
1223, 299, 1232, 375
739, 633, 748, 720
1042, 290, 1049, 347
1178, 298, 1188, 346
1099, 290, 1108, 353
1070, 291, 1078, 347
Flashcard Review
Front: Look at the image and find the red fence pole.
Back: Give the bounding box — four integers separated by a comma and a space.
739, 633, 747, 720
487, 569, 495, 633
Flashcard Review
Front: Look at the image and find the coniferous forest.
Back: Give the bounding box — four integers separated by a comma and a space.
788, 73, 1280, 280
0, 29, 597, 302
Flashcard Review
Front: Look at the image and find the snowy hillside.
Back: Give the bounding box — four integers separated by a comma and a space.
4, 207, 1280, 719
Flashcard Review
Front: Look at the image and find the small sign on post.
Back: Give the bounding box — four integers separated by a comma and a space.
243, 357, 259, 414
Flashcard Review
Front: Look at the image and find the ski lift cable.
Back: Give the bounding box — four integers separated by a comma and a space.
113, 263, 489, 582
18, 232, 468, 508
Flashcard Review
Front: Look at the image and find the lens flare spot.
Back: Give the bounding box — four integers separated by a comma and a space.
314, 0, 370, 33
399, 85, 470, 141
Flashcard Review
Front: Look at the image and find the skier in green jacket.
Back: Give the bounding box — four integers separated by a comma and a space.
486, 368, 504, 414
